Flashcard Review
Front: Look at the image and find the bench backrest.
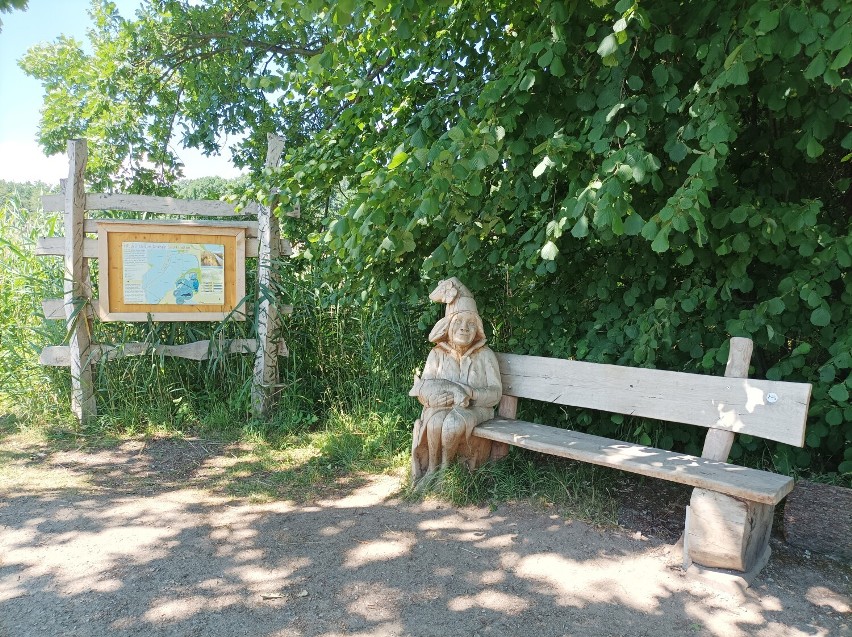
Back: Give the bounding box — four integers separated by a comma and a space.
494, 352, 811, 447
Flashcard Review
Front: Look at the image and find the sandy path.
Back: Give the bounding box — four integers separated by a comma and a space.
0, 441, 849, 637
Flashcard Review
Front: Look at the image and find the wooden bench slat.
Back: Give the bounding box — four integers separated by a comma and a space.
473, 418, 794, 505
495, 353, 811, 447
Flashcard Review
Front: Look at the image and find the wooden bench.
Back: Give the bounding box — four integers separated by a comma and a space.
471, 337, 812, 576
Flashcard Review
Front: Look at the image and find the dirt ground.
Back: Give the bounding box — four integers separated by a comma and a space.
1, 437, 849, 637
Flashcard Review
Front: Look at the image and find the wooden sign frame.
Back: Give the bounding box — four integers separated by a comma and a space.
97, 220, 247, 322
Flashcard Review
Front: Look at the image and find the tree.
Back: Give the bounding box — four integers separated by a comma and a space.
0, 0, 27, 32
20, 0, 326, 191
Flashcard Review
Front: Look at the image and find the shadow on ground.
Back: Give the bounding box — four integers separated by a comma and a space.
0, 437, 849, 637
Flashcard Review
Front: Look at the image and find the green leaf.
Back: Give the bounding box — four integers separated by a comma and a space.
541, 241, 559, 260
431, 244, 448, 265
825, 24, 851, 52
728, 60, 748, 85
471, 150, 489, 170
806, 137, 825, 158
627, 75, 644, 90
724, 43, 745, 69
597, 34, 618, 58
707, 124, 730, 144
550, 56, 566, 77
651, 64, 669, 86
757, 9, 780, 34
533, 156, 554, 178
788, 10, 809, 34
571, 216, 589, 238
829, 384, 850, 403
624, 213, 645, 236
387, 150, 408, 169
766, 298, 785, 315
810, 306, 831, 326
668, 141, 688, 163
519, 71, 536, 91
830, 45, 852, 71
538, 48, 554, 68
804, 53, 826, 80
651, 228, 670, 252
732, 234, 750, 252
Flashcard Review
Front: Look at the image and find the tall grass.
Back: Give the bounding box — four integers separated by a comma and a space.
0, 190, 73, 428
0, 189, 422, 479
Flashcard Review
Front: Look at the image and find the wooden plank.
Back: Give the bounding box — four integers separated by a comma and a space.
41, 298, 292, 320
252, 133, 287, 418
39, 339, 288, 366
85, 218, 259, 236
702, 337, 753, 461
43, 192, 300, 217
495, 353, 811, 446
36, 236, 291, 259
42, 192, 258, 217
473, 418, 794, 505
64, 139, 96, 421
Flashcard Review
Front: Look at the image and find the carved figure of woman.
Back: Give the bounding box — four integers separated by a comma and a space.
410, 279, 502, 482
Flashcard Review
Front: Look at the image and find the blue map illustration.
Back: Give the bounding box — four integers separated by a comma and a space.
173, 272, 200, 304
141, 249, 201, 304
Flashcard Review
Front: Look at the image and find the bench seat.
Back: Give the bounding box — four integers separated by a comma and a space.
474, 417, 794, 505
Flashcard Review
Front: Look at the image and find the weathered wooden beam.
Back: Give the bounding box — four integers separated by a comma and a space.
42, 192, 258, 217
496, 352, 810, 446
82, 218, 259, 236
252, 133, 287, 418
474, 418, 794, 505
36, 236, 292, 259
64, 139, 96, 421
701, 337, 753, 461
41, 298, 293, 320
39, 339, 288, 366
42, 192, 300, 218
686, 488, 775, 571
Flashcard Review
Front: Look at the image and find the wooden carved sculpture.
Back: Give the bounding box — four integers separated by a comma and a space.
410, 278, 502, 482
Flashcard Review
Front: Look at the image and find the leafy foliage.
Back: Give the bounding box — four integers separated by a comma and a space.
267, 0, 850, 475
19, 0, 327, 191
0, 0, 27, 32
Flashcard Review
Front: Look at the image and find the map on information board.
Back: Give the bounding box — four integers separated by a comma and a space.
122, 241, 225, 305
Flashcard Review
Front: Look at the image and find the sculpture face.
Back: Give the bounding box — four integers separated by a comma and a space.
449, 312, 477, 351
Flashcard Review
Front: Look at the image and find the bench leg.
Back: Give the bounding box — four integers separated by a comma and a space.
685, 488, 774, 573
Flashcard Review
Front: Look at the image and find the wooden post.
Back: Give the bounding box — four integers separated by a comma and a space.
251, 134, 287, 418
490, 395, 516, 461
686, 337, 775, 573
701, 337, 753, 462
64, 139, 96, 421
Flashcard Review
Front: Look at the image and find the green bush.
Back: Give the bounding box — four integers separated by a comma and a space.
267, 0, 850, 477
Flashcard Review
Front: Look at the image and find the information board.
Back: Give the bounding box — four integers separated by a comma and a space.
97, 220, 247, 321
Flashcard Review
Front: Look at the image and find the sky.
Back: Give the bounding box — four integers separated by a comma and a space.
0, 0, 244, 184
